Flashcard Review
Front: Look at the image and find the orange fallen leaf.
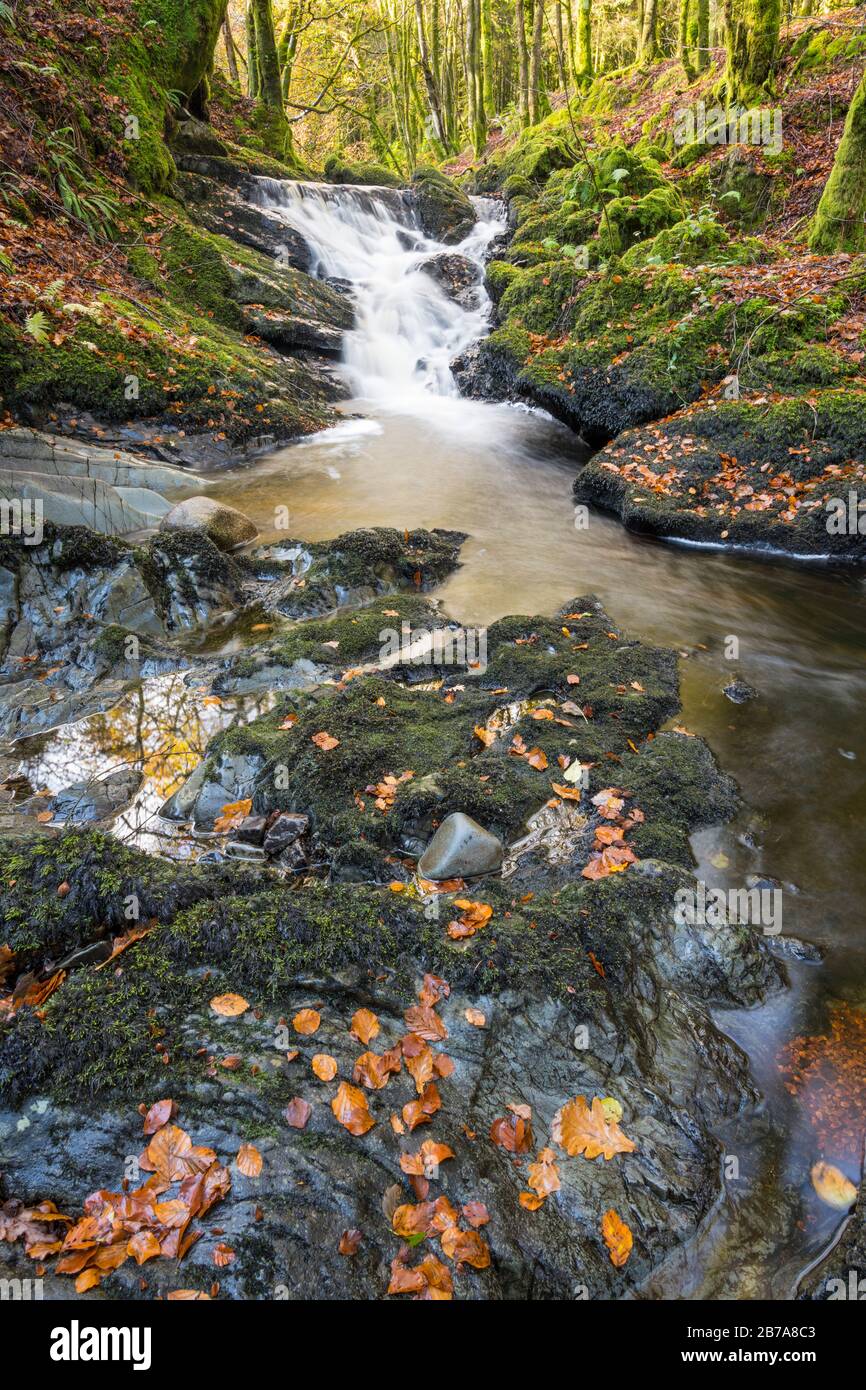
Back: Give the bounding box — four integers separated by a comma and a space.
311, 732, 339, 751
464, 1008, 486, 1028
601, 1208, 633, 1267
236, 1143, 263, 1178
213, 798, 252, 832
331, 1081, 375, 1136
552, 1095, 636, 1161
210, 993, 250, 1018
350, 1008, 380, 1044
292, 1008, 321, 1035
339, 1228, 362, 1256
312, 1053, 338, 1081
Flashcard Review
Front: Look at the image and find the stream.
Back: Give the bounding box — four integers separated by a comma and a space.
8, 179, 866, 1297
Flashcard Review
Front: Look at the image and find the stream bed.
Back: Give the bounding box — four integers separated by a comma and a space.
3, 176, 864, 1298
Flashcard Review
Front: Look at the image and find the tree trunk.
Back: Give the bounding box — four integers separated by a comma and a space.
576, 0, 592, 79
516, 0, 530, 126
223, 18, 240, 86
810, 64, 866, 252
416, 0, 448, 150
725, 0, 781, 101
694, 0, 710, 72
529, 0, 547, 123
246, 1, 260, 99
638, 0, 659, 64
679, 0, 696, 80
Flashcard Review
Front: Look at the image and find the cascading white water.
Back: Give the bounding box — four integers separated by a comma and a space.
251, 178, 504, 405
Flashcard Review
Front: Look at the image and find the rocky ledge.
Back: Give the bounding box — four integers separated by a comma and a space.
0, 545, 790, 1300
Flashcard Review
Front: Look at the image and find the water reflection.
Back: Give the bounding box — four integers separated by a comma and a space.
0, 675, 275, 858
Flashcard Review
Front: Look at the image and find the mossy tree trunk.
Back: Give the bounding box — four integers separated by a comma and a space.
810, 64, 866, 252
465, 0, 487, 154
638, 0, 659, 65
516, 0, 530, 126
249, 0, 293, 157
575, 0, 593, 81
679, 0, 696, 80
528, 0, 548, 123
725, 0, 781, 101
246, 1, 260, 99
223, 17, 240, 86
693, 0, 710, 72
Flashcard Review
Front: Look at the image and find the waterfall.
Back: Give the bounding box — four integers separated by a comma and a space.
250, 178, 504, 405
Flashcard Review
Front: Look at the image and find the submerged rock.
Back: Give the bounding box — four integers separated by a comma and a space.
418, 812, 504, 880
723, 679, 758, 704
160, 496, 258, 551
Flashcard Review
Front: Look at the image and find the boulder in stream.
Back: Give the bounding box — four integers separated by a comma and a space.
419, 252, 482, 308
160, 496, 258, 551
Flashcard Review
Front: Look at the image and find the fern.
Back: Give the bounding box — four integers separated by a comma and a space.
24, 311, 50, 345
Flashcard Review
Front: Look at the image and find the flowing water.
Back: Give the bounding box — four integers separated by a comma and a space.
10, 181, 866, 1295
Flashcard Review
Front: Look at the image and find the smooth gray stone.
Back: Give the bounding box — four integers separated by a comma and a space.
160, 496, 257, 550
417, 811, 503, 880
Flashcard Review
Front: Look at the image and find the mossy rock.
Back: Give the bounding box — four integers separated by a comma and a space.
597, 186, 685, 255
323, 153, 403, 189
409, 167, 476, 243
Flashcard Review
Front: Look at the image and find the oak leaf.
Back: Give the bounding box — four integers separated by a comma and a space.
552, 1095, 636, 1161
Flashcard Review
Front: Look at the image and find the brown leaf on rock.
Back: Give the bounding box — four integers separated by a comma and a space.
601, 1208, 633, 1267
462, 1201, 490, 1228
339, 1228, 362, 1256
440, 1224, 491, 1269
526, 1148, 561, 1202
236, 1143, 263, 1178
353, 1046, 402, 1090
127, 1230, 161, 1265
464, 1007, 486, 1028
292, 1008, 321, 1035
404, 1004, 448, 1041
213, 798, 252, 833
312, 1054, 338, 1082
403, 1082, 442, 1131
331, 1081, 375, 1135
552, 1095, 636, 1161
388, 1253, 453, 1299
143, 1099, 175, 1136
284, 1098, 312, 1129
349, 1007, 380, 1044
210, 993, 249, 1018
140, 1126, 216, 1183
400, 1139, 456, 1177
418, 973, 450, 1006
490, 1104, 533, 1154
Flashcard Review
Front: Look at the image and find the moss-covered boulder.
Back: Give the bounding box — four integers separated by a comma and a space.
573, 389, 866, 559
409, 168, 477, 244
323, 153, 403, 188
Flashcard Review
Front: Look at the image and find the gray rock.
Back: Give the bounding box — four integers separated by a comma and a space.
263, 811, 309, 857
417, 811, 504, 880
723, 679, 758, 704
170, 118, 229, 159
160, 496, 258, 551
418, 252, 481, 307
